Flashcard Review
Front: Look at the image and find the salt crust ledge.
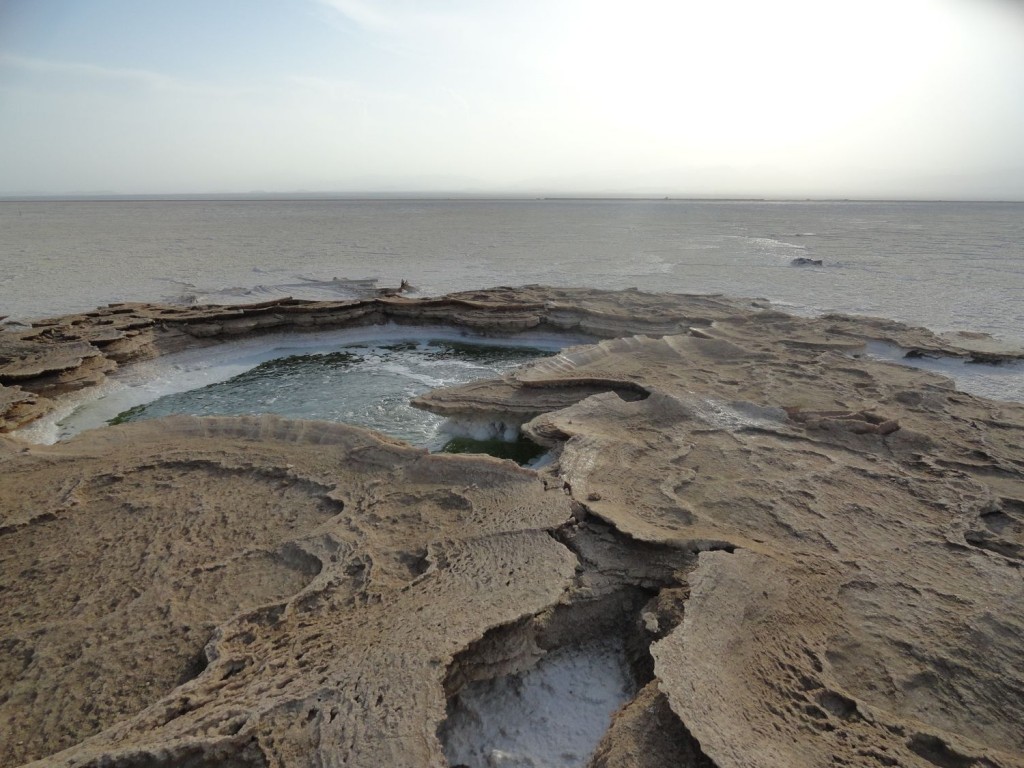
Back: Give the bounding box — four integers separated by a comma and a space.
1, 286, 1024, 768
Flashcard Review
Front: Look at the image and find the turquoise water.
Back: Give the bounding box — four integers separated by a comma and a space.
20, 326, 585, 447
103, 339, 551, 447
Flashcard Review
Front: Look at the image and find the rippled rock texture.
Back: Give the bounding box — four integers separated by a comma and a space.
1, 417, 576, 767
2, 286, 1024, 767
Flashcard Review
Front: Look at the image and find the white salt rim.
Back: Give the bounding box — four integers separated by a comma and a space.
16, 323, 592, 445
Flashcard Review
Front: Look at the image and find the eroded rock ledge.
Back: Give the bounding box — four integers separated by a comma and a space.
2, 287, 1024, 768
3, 286, 1020, 433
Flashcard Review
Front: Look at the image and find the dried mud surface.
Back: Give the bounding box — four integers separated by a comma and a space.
2, 286, 1024, 767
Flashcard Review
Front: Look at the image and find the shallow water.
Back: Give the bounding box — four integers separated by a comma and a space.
860, 342, 1024, 403
29, 326, 584, 446
106, 341, 546, 444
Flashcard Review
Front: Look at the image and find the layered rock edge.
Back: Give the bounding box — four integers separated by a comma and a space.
1, 286, 1023, 768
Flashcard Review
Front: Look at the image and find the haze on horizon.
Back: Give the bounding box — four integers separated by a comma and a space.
1, 0, 1023, 200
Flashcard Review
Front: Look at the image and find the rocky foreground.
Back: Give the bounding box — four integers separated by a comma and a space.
1, 287, 1023, 768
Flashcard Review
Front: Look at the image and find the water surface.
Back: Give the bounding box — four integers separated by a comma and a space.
4, 199, 1022, 345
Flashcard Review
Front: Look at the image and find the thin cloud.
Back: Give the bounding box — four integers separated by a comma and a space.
0, 53, 181, 90
0, 53, 267, 100
317, 0, 392, 30
315, 0, 483, 43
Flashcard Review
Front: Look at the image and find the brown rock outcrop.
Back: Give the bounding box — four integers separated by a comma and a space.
5, 286, 1016, 432
2, 287, 1024, 767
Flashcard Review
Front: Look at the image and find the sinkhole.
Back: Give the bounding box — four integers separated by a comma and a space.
37, 326, 583, 463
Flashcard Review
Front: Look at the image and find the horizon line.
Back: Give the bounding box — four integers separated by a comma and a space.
2, 191, 1023, 204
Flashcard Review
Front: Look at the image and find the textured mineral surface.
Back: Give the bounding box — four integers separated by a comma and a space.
2, 287, 1023, 767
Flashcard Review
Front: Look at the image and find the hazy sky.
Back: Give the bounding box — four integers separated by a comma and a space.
1, 0, 1022, 198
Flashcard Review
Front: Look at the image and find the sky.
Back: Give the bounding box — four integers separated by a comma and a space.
1, 0, 1023, 198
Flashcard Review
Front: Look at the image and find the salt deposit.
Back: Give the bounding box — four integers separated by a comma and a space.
441, 642, 634, 768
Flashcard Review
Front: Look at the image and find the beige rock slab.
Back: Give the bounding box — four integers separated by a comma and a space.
446, 329, 1024, 766
587, 680, 711, 768
1, 416, 575, 767
4, 287, 1024, 768
653, 550, 1024, 768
